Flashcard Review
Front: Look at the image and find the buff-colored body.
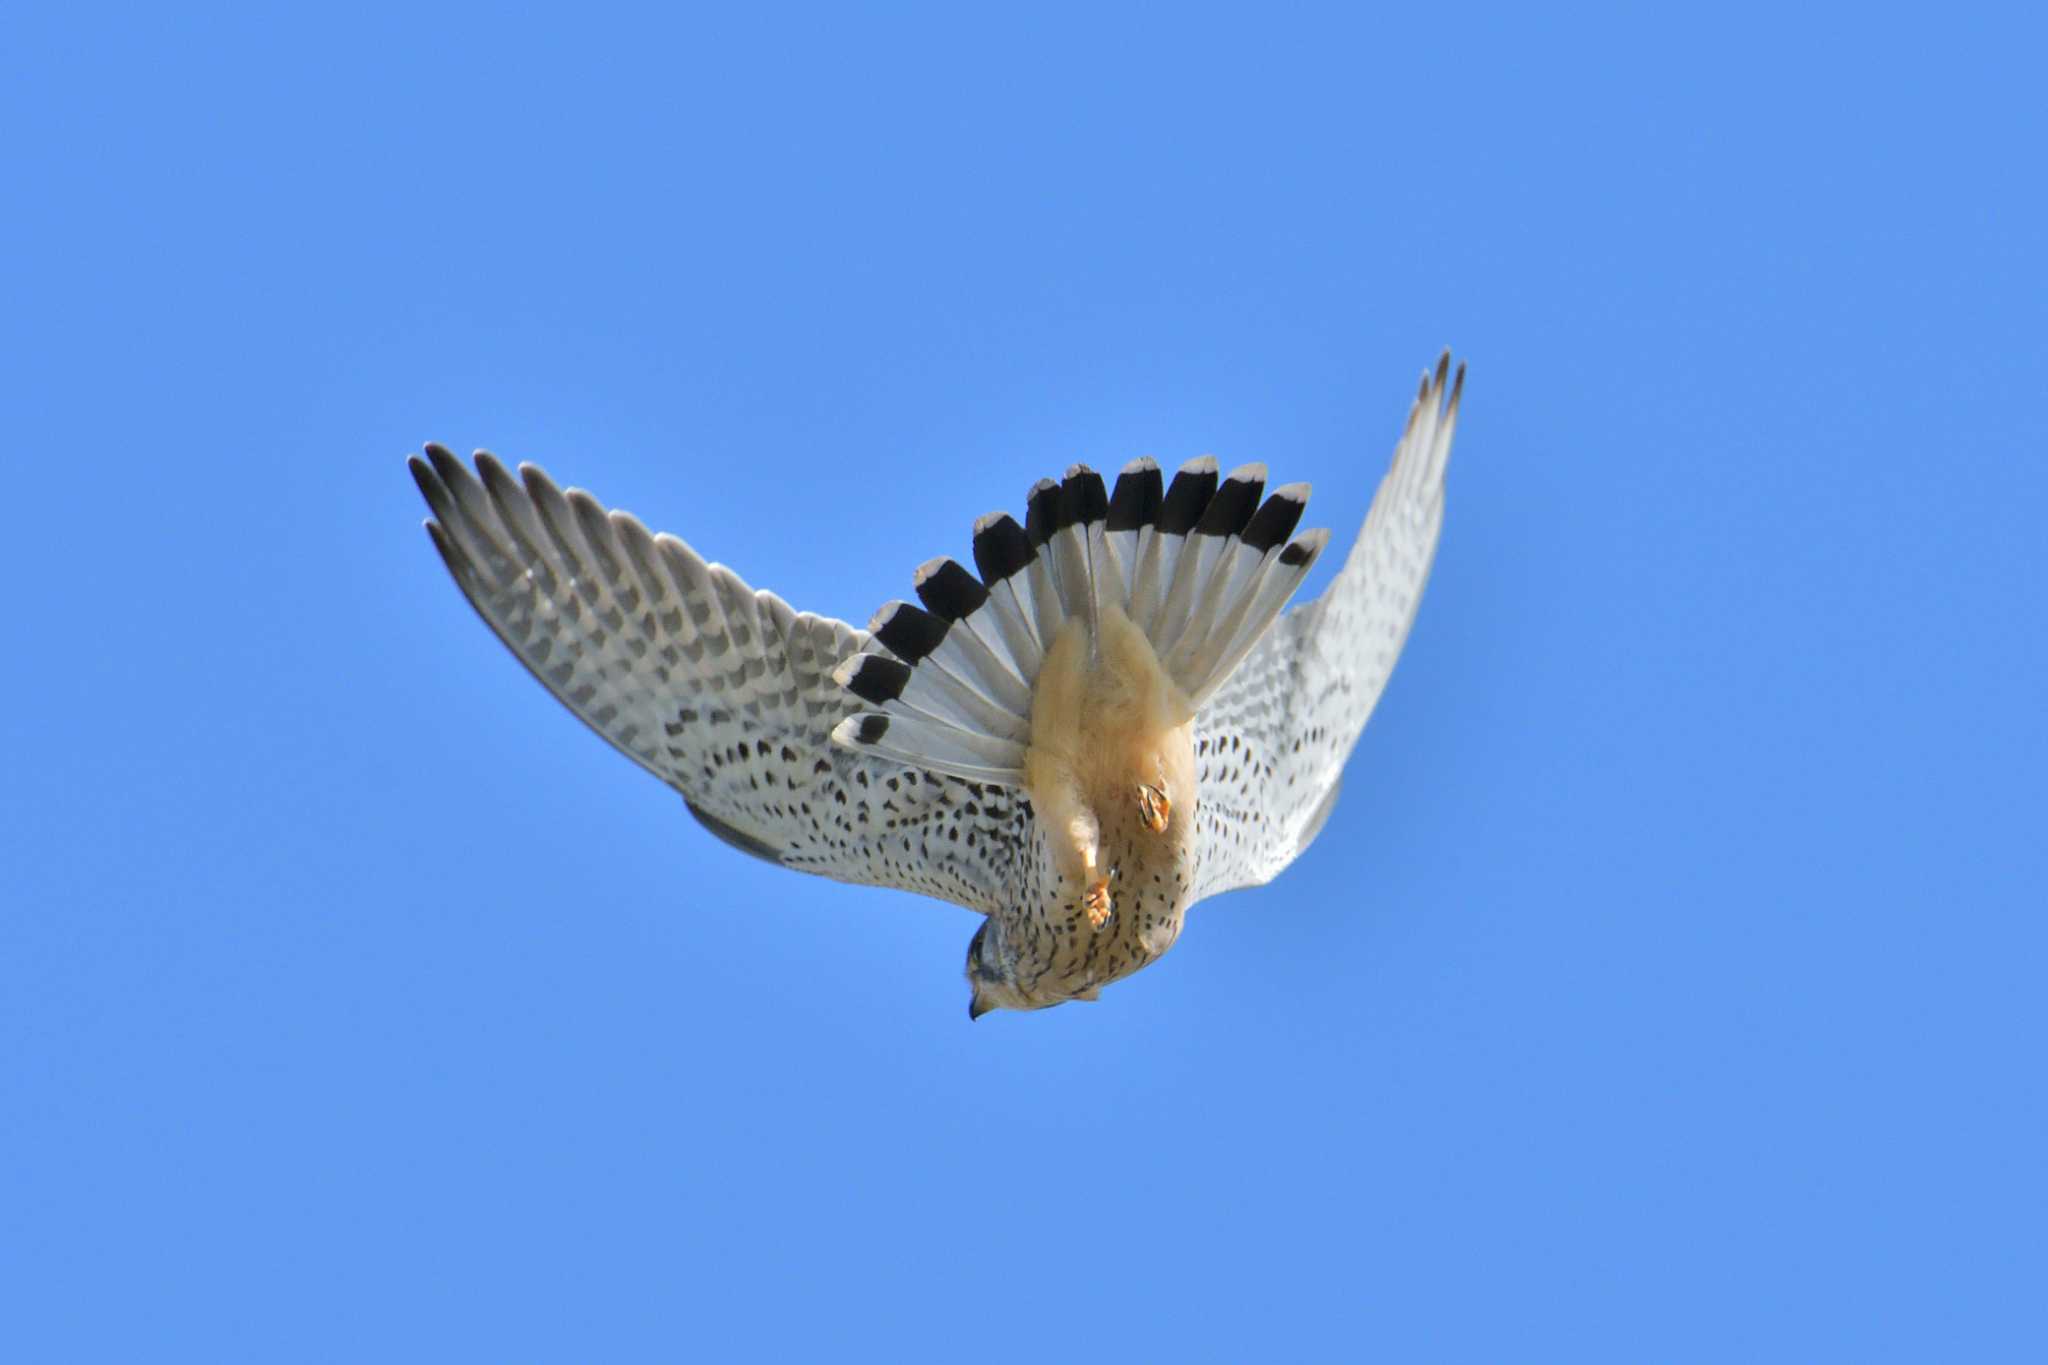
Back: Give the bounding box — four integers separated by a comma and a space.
1026, 606, 1197, 903
967, 607, 1199, 1012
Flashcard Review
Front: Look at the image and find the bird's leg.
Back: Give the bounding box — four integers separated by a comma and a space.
1136, 752, 1172, 835
1081, 876, 1112, 931
1136, 782, 1171, 835
1064, 806, 1114, 933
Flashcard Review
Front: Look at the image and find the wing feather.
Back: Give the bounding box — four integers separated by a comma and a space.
1189, 354, 1462, 901
412, 449, 1033, 915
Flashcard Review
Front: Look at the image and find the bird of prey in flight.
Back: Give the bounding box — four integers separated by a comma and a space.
411, 353, 1463, 1017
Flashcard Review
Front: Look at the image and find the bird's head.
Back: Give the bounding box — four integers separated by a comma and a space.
965, 920, 1033, 1019
965, 920, 1105, 1019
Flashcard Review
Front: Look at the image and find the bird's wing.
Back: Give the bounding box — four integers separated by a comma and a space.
1188, 355, 1462, 902
411, 447, 1033, 916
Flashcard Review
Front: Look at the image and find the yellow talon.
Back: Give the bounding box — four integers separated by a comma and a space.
1137, 783, 1171, 834
1082, 878, 1113, 931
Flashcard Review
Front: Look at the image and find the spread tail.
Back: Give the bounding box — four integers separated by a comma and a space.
831, 458, 1327, 784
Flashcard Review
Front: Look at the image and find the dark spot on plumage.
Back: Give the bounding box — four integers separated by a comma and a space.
1060, 464, 1108, 526
1158, 460, 1220, 535
855, 714, 889, 744
971, 513, 1034, 585
1242, 488, 1307, 553
913, 557, 989, 622
1196, 469, 1265, 536
1106, 458, 1163, 532
843, 654, 912, 704
873, 602, 948, 663
1279, 538, 1315, 567
1025, 478, 1065, 546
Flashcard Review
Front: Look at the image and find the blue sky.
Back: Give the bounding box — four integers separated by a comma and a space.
3, 4, 2042, 1360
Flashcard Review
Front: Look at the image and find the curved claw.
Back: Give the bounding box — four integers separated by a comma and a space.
1081, 878, 1113, 931
1136, 783, 1171, 834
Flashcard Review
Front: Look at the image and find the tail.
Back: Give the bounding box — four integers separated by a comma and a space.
830, 458, 1328, 784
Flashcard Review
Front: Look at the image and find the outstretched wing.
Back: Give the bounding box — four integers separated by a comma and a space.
1188, 354, 1462, 902
410, 447, 1032, 916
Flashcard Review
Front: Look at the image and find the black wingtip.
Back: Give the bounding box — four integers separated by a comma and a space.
1277, 527, 1330, 570
517, 459, 564, 502
855, 713, 890, 745
1195, 463, 1267, 536
1240, 484, 1308, 554
1157, 457, 1220, 536
421, 442, 471, 487
409, 456, 465, 532
472, 451, 523, 504
1106, 457, 1163, 533
422, 518, 463, 574
1060, 464, 1108, 527
407, 454, 439, 500
913, 557, 991, 623
971, 512, 1035, 586
841, 654, 913, 704
871, 601, 949, 663
1025, 478, 1066, 547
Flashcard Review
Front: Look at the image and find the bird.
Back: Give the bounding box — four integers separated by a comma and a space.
410, 352, 1463, 1018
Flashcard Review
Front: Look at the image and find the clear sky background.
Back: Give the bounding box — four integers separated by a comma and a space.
4, 4, 2042, 1361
